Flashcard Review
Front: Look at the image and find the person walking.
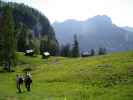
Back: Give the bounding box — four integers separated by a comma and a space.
24, 72, 32, 91
16, 74, 23, 93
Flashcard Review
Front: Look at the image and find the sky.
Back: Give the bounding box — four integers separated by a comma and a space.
2, 0, 133, 27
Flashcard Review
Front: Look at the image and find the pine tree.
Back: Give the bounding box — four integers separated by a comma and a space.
0, 5, 16, 71
90, 49, 95, 56
40, 35, 59, 56
71, 34, 80, 57
0, 11, 3, 64
60, 44, 71, 57
0, 31, 2, 65
40, 39, 48, 55
98, 48, 106, 55
48, 37, 59, 56
17, 24, 28, 52
32, 39, 40, 55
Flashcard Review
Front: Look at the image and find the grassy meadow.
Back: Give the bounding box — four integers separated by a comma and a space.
0, 51, 133, 100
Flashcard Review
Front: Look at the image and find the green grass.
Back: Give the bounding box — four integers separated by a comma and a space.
0, 51, 133, 100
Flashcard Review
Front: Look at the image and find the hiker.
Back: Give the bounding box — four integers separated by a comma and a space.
16, 74, 23, 93
24, 72, 32, 91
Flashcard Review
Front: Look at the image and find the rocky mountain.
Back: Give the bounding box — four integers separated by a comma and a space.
123, 26, 133, 32
53, 15, 133, 52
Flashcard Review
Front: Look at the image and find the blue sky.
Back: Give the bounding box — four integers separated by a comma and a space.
2, 0, 133, 27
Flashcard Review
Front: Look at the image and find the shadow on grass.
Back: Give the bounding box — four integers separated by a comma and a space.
16, 90, 28, 94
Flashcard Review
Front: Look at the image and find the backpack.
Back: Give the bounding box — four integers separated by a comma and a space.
27, 77, 32, 83
19, 77, 23, 84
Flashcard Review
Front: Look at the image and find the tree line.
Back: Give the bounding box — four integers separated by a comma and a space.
60, 34, 106, 57
60, 34, 80, 57
0, 5, 16, 71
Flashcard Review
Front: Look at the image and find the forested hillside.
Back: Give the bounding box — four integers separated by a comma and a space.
0, 1, 59, 55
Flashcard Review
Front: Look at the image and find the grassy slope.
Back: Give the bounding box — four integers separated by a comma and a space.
0, 51, 133, 100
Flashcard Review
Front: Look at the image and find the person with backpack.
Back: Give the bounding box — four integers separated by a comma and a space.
16, 74, 23, 93
24, 72, 32, 91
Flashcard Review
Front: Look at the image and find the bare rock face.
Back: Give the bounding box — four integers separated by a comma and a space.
53, 15, 133, 52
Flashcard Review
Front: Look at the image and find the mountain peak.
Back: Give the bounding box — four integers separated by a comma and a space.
123, 26, 133, 32
88, 15, 112, 24
53, 15, 133, 52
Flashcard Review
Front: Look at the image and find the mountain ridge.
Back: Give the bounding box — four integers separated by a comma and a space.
122, 26, 133, 32
53, 15, 133, 52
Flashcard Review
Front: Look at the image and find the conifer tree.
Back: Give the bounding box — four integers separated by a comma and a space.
90, 49, 95, 56
17, 24, 28, 52
60, 44, 71, 57
98, 48, 106, 55
71, 34, 80, 57
0, 5, 16, 71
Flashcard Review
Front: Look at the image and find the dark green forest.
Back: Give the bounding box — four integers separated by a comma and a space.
0, 0, 59, 54
0, 1, 59, 70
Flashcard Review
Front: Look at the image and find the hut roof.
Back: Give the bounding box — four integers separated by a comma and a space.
26, 49, 34, 53
43, 52, 50, 56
